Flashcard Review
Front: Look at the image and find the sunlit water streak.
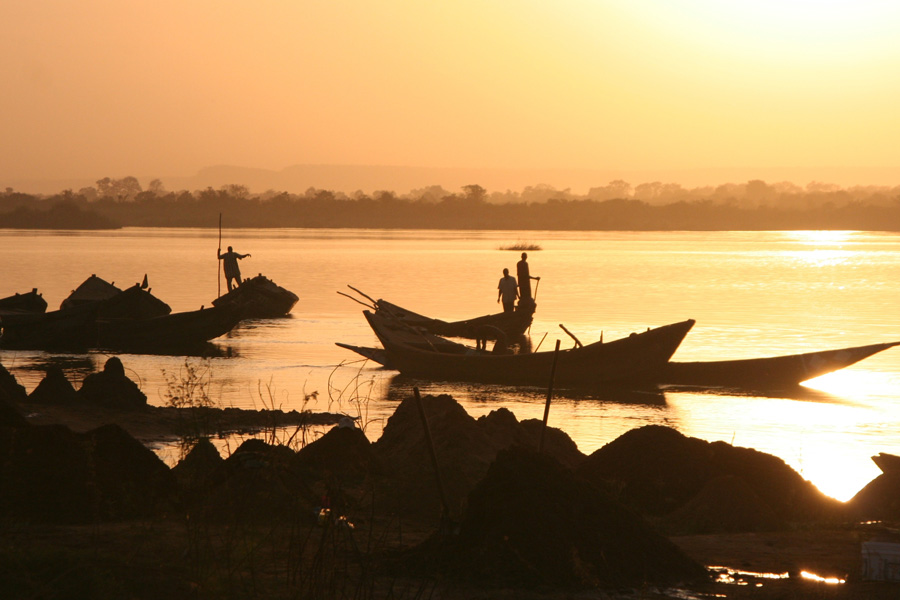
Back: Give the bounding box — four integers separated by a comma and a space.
2, 228, 900, 501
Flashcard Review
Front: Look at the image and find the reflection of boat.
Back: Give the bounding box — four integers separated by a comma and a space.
362, 309, 695, 387
0, 289, 48, 315
212, 274, 299, 319
658, 342, 900, 388
872, 452, 900, 474
380, 373, 668, 405
374, 298, 535, 341
95, 304, 243, 354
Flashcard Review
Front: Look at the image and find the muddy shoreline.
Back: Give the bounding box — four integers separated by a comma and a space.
15, 400, 347, 446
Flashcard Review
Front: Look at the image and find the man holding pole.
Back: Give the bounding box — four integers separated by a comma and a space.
516, 252, 540, 311
218, 245, 251, 292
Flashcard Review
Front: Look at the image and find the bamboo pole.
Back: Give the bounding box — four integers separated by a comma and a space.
538, 339, 561, 453
413, 387, 451, 520
217, 213, 222, 298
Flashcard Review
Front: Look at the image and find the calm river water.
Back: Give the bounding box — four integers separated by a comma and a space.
2, 227, 900, 501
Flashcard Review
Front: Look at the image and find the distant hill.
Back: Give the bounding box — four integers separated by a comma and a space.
5, 164, 900, 196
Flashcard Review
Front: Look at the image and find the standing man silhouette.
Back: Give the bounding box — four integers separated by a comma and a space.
497, 267, 519, 313
218, 245, 251, 292
516, 252, 540, 309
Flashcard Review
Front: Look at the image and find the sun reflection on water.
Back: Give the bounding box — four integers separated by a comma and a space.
788, 230, 856, 245
804, 369, 898, 398
711, 566, 845, 586
801, 571, 845, 584
666, 372, 900, 502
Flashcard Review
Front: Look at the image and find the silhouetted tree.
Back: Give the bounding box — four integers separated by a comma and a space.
96, 176, 142, 201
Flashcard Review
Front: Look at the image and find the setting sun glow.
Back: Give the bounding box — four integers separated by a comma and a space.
4, 1, 900, 188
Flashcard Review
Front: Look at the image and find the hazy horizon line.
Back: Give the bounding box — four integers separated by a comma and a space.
4, 163, 900, 196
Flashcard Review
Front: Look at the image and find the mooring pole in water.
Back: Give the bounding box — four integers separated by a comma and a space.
413, 386, 451, 520
217, 213, 222, 298
538, 339, 561, 453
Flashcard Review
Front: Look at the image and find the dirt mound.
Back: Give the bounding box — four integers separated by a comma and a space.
0, 421, 176, 523
186, 438, 319, 524
0, 424, 96, 523
0, 363, 27, 427
0, 399, 27, 429
847, 471, 900, 521
29, 366, 79, 405
373, 394, 505, 520
78, 356, 147, 409
84, 423, 179, 518
662, 474, 784, 535
295, 421, 383, 481
172, 437, 224, 488
577, 425, 842, 532
373, 394, 585, 522
577, 425, 713, 514
293, 422, 386, 520
399, 446, 709, 590
477, 408, 586, 470
0, 361, 27, 405
520, 418, 586, 470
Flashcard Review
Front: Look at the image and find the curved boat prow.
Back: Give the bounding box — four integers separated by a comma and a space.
661, 339, 900, 389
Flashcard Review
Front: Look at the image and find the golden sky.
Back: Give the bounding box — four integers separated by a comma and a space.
3, 1, 900, 185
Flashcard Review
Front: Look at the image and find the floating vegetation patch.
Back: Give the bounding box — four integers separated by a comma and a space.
499, 241, 542, 251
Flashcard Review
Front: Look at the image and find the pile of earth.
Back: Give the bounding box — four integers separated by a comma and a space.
171, 419, 385, 524
369, 393, 585, 522
0, 360, 344, 525
575, 425, 847, 535
2, 360, 174, 522
392, 446, 710, 590
28, 357, 147, 409
846, 470, 900, 521
0, 418, 178, 523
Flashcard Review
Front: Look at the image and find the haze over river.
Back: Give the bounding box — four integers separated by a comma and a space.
2, 227, 900, 501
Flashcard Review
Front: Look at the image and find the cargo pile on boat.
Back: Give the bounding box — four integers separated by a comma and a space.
0, 273, 297, 355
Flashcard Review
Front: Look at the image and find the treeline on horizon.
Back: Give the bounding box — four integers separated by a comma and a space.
1, 176, 900, 231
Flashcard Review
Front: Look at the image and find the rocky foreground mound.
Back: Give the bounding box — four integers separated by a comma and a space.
392, 446, 709, 589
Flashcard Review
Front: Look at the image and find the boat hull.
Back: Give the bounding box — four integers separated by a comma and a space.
365, 310, 695, 387
212, 274, 299, 319
96, 304, 243, 354
658, 341, 900, 388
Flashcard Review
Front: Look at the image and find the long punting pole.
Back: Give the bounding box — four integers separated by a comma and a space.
538, 339, 561, 453
413, 386, 451, 520
217, 213, 222, 298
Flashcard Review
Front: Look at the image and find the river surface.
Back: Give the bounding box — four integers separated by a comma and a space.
2, 227, 900, 501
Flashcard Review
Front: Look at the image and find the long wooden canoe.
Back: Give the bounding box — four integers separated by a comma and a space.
363, 309, 695, 387
95, 303, 243, 354
657, 341, 900, 388
339, 330, 900, 390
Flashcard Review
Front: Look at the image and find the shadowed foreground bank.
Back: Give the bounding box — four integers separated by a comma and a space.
2, 360, 900, 599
